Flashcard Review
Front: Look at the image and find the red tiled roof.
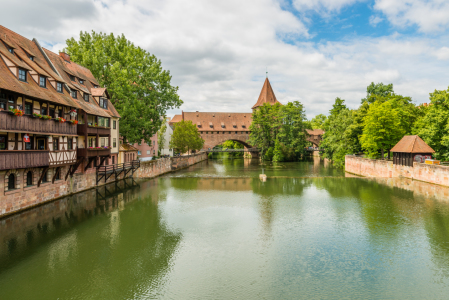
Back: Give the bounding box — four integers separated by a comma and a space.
92, 88, 107, 97
252, 78, 281, 109
390, 135, 435, 153
169, 114, 182, 126
120, 143, 138, 152
306, 129, 325, 135
183, 112, 252, 132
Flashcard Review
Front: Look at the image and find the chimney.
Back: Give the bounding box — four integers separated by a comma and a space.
59, 52, 70, 62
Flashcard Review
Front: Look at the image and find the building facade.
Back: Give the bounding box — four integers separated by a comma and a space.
0, 25, 121, 202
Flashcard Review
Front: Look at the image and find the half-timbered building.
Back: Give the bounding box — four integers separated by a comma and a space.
0, 25, 121, 197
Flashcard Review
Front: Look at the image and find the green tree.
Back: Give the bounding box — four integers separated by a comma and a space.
157, 123, 167, 153
360, 101, 405, 158
64, 31, 182, 144
329, 97, 347, 116
362, 82, 394, 103
310, 114, 327, 129
272, 138, 284, 162
170, 120, 204, 154
249, 103, 281, 158
320, 108, 355, 167
413, 88, 449, 160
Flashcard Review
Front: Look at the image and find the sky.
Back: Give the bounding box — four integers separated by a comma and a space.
2, 0, 449, 119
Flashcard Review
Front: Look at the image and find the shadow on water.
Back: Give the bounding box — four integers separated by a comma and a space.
0, 178, 182, 299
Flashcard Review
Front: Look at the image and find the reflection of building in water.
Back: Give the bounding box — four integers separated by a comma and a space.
0, 179, 139, 268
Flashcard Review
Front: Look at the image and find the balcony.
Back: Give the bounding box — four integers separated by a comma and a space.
0, 150, 49, 171
0, 112, 77, 135
77, 124, 110, 136
77, 148, 111, 159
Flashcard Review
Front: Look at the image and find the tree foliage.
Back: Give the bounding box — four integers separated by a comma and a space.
360, 101, 405, 158
170, 120, 204, 154
413, 88, 449, 160
157, 123, 167, 152
310, 114, 327, 129
249, 101, 308, 161
64, 31, 183, 144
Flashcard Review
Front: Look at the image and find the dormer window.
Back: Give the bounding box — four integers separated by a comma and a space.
56, 82, 63, 93
69, 75, 75, 81
84, 93, 89, 102
79, 79, 84, 85
39, 76, 46, 88
28, 54, 34, 61
71, 90, 77, 99
99, 97, 108, 109
18, 69, 27, 82
8, 47, 13, 54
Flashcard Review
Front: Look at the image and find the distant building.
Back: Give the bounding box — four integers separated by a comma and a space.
133, 134, 158, 161
161, 117, 174, 157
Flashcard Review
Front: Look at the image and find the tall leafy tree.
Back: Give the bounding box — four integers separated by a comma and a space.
170, 120, 204, 154
249, 103, 281, 158
310, 114, 327, 129
360, 101, 405, 158
413, 88, 449, 160
362, 82, 394, 103
65, 31, 183, 144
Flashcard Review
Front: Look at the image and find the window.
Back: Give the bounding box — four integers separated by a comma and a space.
49, 108, 55, 118
53, 138, 59, 151
0, 136, 6, 150
69, 75, 75, 81
8, 174, 15, 190
112, 156, 115, 164
105, 118, 110, 128
55, 168, 61, 180
42, 170, 48, 183
57, 82, 63, 93
99, 97, 108, 109
71, 90, 77, 99
68, 138, 73, 150
113, 121, 116, 129
8, 47, 13, 54
26, 172, 33, 186
25, 141, 32, 150
113, 138, 116, 147
138, 151, 141, 155
41, 107, 46, 115
101, 138, 105, 147
84, 93, 89, 102
0, 92, 5, 110
8, 95, 15, 110
39, 76, 46, 88
153, 150, 155, 155
153, 141, 155, 146
28, 55, 34, 61
37, 139, 45, 150
147, 150, 151, 155
25, 102, 32, 115
18, 69, 27, 82
79, 79, 84, 84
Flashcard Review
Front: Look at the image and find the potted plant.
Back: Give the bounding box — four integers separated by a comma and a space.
9, 108, 24, 116
32, 112, 42, 118
69, 109, 77, 118
55, 117, 66, 123
68, 120, 78, 125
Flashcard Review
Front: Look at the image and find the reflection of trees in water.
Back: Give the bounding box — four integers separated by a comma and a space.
424, 204, 449, 278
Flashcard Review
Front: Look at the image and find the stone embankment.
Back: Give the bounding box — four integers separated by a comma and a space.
345, 155, 449, 187
0, 153, 207, 218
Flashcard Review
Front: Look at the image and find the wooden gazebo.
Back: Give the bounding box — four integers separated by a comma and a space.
390, 135, 435, 167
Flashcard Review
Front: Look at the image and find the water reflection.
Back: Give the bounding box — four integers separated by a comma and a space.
2, 162, 449, 298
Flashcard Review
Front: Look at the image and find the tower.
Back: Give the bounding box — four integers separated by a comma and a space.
252, 78, 281, 111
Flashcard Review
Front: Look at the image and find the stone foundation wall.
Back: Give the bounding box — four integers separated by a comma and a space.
0, 152, 207, 218
345, 155, 449, 187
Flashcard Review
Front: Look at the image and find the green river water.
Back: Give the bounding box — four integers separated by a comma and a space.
1, 157, 449, 299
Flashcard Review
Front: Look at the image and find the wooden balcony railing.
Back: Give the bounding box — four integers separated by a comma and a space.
0, 112, 77, 135
0, 150, 49, 171
77, 124, 110, 136
77, 148, 111, 158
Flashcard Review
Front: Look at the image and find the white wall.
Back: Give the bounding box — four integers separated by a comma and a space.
161, 120, 173, 157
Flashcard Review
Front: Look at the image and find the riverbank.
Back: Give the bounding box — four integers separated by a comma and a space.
345, 155, 449, 187
0, 152, 207, 218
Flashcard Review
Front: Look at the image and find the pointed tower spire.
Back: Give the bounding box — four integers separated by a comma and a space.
252, 77, 281, 110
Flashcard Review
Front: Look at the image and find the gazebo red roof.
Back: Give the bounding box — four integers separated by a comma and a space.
390, 135, 435, 153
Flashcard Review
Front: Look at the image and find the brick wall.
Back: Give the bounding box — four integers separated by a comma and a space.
0, 152, 207, 218
345, 155, 449, 187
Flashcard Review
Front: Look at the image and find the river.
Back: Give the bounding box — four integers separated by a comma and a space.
1, 157, 449, 299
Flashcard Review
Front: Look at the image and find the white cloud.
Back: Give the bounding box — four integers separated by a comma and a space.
1, 0, 449, 119
369, 15, 383, 27
374, 0, 449, 32
293, 0, 361, 14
